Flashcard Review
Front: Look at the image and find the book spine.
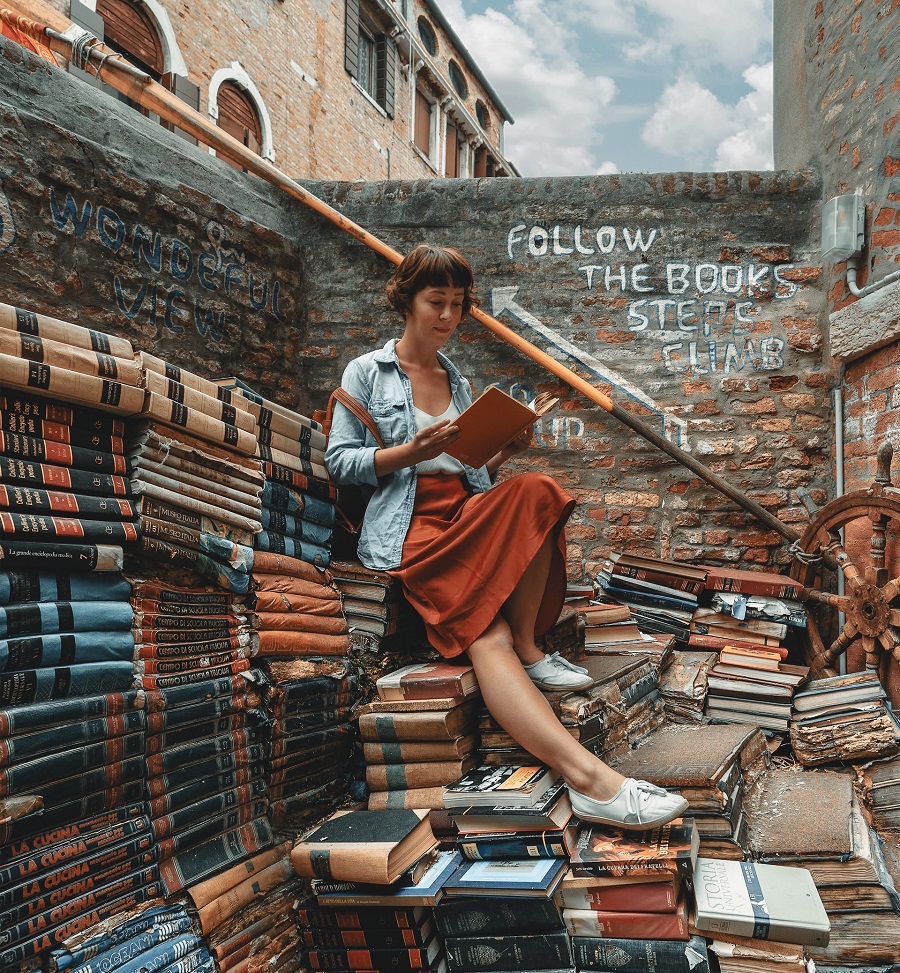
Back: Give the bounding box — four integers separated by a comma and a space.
305, 946, 435, 971
706, 576, 800, 598
0, 690, 139, 737
257, 443, 327, 480
563, 908, 688, 939
254, 401, 325, 441
0, 512, 137, 543
262, 461, 335, 497
458, 832, 569, 860
0, 661, 135, 706
143, 370, 257, 433
256, 425, 326, 460
0, 458, 130, 497
444, 932, 572, 971
0, 432, 128, 473
569, 859, 691, 878
433, 897, 563, 937
366, 761, 468, 791
0, 328, 142, 385
0, 303, 133, 357
0, 354, 145, 416
366, 786, 446, 810
608, 562, 704, 594
132, 476, 262, 528
0, 486, 134, 520
0, 413, 125, 452
571, 935, 709, 973
558, 881, 677, 913
0, 392, 127, 434
142, 392, 257, 456
0, 710, 145, 766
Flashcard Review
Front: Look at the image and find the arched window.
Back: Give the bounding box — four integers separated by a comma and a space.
216, 81, 262, 166
96, 0, 163, 78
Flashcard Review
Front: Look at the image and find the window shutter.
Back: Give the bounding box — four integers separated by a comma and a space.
96, 0, 163, 76
376, 33, 396, 117
414, 90, 431, 156
445, 122, 459, 177
161, 73, 200, 144
345, 0, 360, 80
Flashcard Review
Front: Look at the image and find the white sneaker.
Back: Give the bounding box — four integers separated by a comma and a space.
524, 653, 594, 690
569, 777, 689, 830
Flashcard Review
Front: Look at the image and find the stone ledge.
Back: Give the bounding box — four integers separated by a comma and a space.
830, 277, 900, 364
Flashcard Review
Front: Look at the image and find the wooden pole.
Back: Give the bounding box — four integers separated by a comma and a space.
0, 1, 802, 543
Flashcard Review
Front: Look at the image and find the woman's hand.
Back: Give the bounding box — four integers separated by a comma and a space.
373, 419, 459, 477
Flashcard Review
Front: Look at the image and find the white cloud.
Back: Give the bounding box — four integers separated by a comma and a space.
641, 62, 773, 171
623, 0, 773, 69
444, 0, 618, 176
596, 160, 621, 174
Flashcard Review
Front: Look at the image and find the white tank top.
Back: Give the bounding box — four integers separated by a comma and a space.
413, 401, 466, 475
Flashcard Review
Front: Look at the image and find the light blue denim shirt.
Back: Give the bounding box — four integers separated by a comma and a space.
324, 338, 493, 570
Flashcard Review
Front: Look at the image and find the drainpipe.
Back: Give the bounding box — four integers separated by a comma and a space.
833, 385, 846, 675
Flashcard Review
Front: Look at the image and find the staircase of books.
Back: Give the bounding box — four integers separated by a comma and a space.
2, 299, 900, 973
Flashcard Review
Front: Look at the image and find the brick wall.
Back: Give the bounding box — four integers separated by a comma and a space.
0, 37, 833, 585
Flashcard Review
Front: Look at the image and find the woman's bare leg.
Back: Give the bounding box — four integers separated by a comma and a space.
467, 616, 625, 801
500, 533, 555, 666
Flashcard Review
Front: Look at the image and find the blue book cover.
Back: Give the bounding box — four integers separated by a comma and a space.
442, 855, 567, 897
312, 849, 464, 906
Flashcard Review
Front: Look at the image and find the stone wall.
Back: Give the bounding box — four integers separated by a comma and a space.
0, 35, 831, 580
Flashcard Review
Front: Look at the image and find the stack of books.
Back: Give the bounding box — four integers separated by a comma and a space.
249, 551, 350, 658
579, 601, 648, 649
862, 754, 900, 831
189, 842, 303, 972
689, 606, 789, 657
704, 648, 810, 735
746, 766, 900, 968
330, 559, 418, 644
39, 902, 202, 973
566, 818, 708, 972
595, 552, 705, 642
131, 578, 252, 689
128, 418, 263, 596
140, 353, 258, 458
658, 650, 717, 722
611, 723, 770, 860
261, 657, 358, 832
217, 378, 335, 569
0, 693, 158, 970
789, 670, 900, 766
143, 672, 274, 897
353, 662, 481, 811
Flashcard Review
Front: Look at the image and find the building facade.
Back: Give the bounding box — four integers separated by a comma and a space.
44, 0, 517, 180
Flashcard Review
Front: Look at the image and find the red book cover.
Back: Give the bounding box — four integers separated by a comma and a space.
609, 563, 706, 595
563, 895, 689, 940
704, 566, 802, 598
376, 662, 479, 702
557, 876, 679, 913
688, 633, 789, 659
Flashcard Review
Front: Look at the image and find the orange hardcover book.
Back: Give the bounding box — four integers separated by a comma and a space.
444, 386, 557, 469
704, 567, 802, 599
718, 645, 784, 670
688, 633, 789, 659
376, 662, 479, 702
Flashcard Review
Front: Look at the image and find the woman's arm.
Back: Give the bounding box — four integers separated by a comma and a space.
373, 420, 460, 476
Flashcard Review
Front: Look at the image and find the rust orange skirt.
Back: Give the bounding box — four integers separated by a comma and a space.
391, 472, 575, 658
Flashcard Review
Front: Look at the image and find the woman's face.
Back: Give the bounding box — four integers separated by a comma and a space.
405, 285, 465, 345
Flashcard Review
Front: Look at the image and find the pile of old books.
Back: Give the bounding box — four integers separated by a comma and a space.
745, 766, 900, 968
596, 552, 703, 642
704, 645, 810, 735
220, 378, 336, 569
579, 601, 647, 650
564, 816, 700, 965
658, 649, 717, 721
789, 669, 900, 765
862, 753, 900, 831
128, 377, 263, 594
330, 559, 419, 645
357, 661, 481, 810
261, 657, 358, 831
190, 842, 304, 973
611, 723, 770, 860
0, 691, 156, 970
143, 671, 274, 897
293, 807, 452, 973
131, 578, 253, 689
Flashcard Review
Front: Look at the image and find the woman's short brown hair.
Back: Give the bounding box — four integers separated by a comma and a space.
385, 244, 480, 316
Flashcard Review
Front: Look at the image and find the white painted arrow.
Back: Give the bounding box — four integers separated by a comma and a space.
490, 286, 690, 448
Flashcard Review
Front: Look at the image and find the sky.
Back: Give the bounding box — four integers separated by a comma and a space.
439, 0, 775, 177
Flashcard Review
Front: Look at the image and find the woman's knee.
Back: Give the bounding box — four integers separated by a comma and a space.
468, 617, 515, 659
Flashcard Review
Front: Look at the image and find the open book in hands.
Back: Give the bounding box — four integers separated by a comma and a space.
443, 386, 558, 469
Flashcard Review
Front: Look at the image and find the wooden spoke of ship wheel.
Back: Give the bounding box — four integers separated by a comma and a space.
791, 442, 900, 675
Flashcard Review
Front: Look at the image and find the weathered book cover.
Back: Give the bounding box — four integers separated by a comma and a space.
0, 456, 130, 497
703, 566, 803, 598
136, 495, 255, 546
262, 461, 336, 499
443, 930, 571, 971
256, 442, 327, 479
362, 734, 479, 765
366, 786, 446, 811
433, 894, 563, 937
197, 854, 294, 935
366, 757, 478, 792
1, 600, 133, 638
0, 353, 145, 416
143, 368, 257, 433
145, 747, 268, 797
141, 391, 257, 456
570, 820, 698, 877
692, 857, 829, 947
376, 662, 478, 702
0, 327, 142, 386
257, 424, 326, 460
447, 781, 570, 832
571, 934, 709, 972
1, 630, 136, 671
0, 302, 133, 357
291, 808, 435, 884
357, 703, 478, 742
159, 817, 275, 894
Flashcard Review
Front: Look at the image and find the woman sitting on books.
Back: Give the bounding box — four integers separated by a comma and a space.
325, 243, 687, 830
